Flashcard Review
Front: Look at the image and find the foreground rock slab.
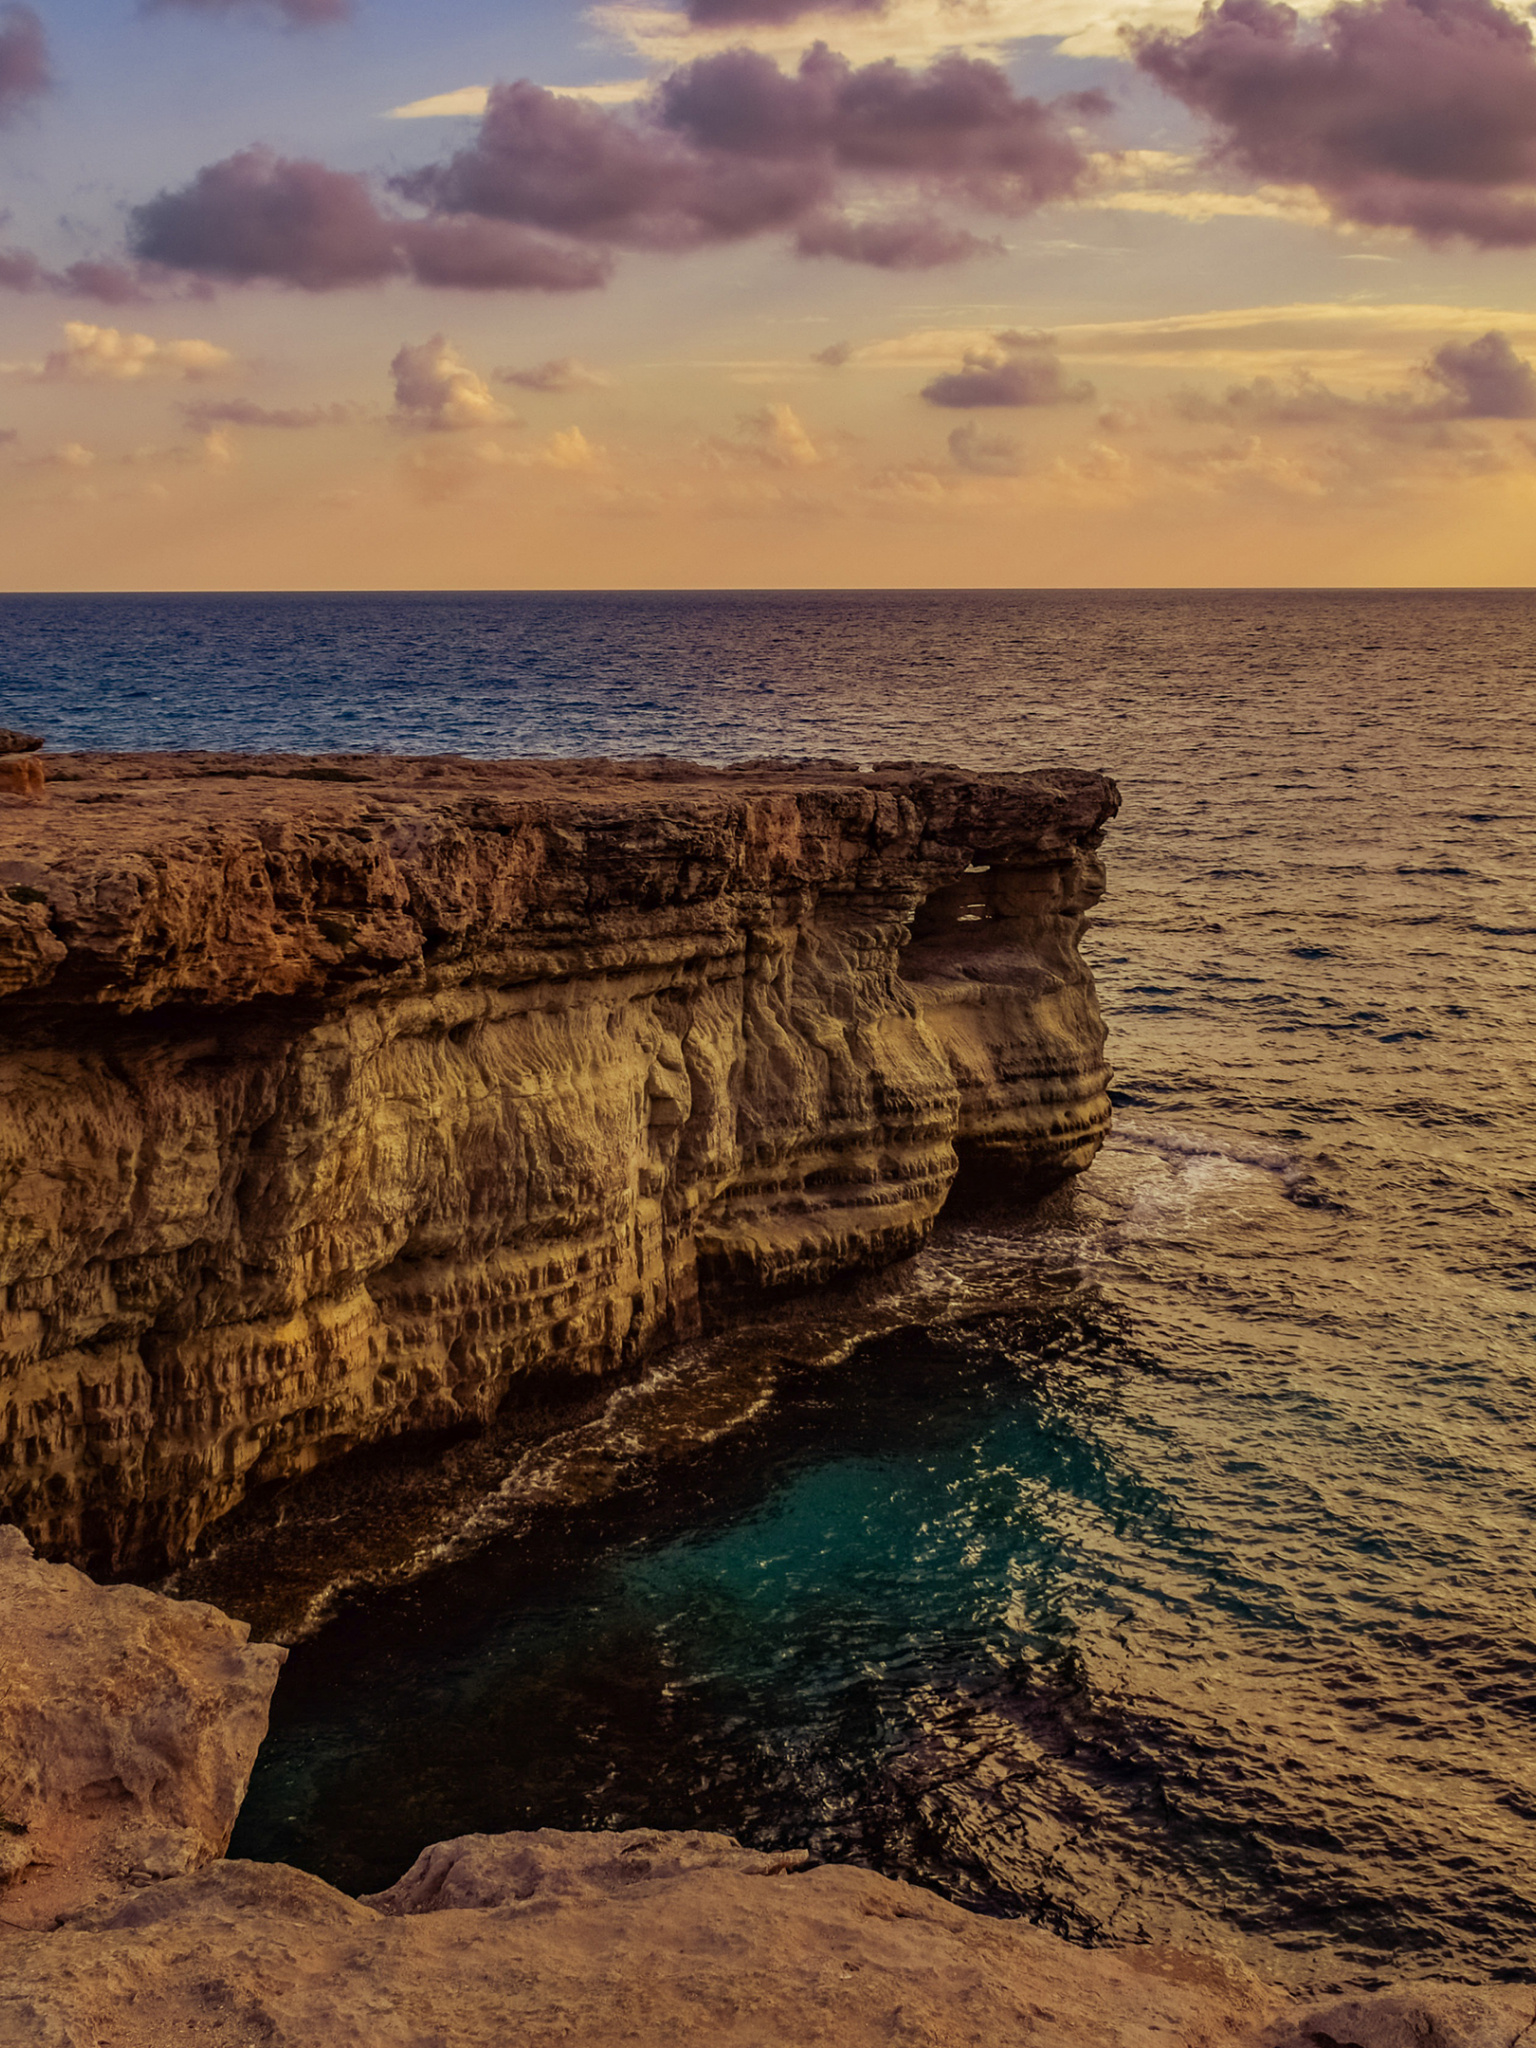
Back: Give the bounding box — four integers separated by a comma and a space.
0, 754, 1118, 1573
6, 1829, 1529, 2048
2, 1828, 1276, 2048
0, 1527, 284, 1926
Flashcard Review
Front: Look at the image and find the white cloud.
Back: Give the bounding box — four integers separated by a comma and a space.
538, 425, 602, 470
387, 78, 648, 119
391, 336, 513, 431
27, 323, 235, 384
733, 402, 823, 469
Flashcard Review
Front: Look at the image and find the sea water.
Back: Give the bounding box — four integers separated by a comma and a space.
2, 589, 1531, 1987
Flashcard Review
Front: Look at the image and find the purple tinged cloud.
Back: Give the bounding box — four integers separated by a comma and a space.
0, 5, 49, 123
795, 211, 1000, 266
1426, 329, 1536, 412
921, 334, 1095, 407
0, 228, 198, 302
1132, 0, 1536, 247
397, 216, 610, 292
1174, 329, 1536, 423
128, 148, 608, 292
131, 153, 400, 286
124, 48, 1103, 292
391, 50, 1097, 257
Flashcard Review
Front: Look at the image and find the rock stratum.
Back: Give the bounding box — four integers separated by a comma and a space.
0, 753, 1118, 1574
3, 1531, 1529, 2048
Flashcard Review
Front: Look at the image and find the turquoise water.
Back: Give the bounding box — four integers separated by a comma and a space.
5, 588, 1531, 1986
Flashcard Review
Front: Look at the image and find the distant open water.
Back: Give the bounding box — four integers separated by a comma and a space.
2, 590, 1532, 1989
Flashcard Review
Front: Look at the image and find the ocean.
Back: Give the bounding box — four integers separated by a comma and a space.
2, 589, 1531, 1989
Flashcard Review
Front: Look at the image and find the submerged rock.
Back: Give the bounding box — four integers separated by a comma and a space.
0, 753, 1119, 1573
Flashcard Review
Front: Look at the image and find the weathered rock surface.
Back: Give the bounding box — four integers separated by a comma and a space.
0, 1827, 1275, 2048
0, 753, 1118, 1573
0, 1525, 283, 1927
6, 1826, 1529, 2048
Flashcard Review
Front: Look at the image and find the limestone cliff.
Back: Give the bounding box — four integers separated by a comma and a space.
0, 754, 1117, 1573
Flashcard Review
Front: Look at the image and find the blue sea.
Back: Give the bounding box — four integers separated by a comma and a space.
2, 590, 1532, 1990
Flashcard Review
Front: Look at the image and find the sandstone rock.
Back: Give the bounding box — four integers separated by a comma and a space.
1, 1829, 1282, 2048
0, 1524, 285, 1926
0, 755, 1119, 1573
0, 732, 42, 756
1261, 1983, 1536, 2048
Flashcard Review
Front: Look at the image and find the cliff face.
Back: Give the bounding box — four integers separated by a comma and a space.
0, 754, 1117, 1573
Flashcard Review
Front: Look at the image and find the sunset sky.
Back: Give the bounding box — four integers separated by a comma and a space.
5, 0, 1536, 587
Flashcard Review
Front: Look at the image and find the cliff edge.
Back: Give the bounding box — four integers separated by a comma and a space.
0, 753, 1117, 1573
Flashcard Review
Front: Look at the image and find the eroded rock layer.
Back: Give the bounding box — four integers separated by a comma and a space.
0, 754, 1117, 1572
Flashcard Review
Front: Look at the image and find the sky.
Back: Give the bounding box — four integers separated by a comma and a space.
4, 0, 1536, 587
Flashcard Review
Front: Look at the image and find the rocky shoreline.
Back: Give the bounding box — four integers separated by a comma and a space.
2, 1526, 1530, 2048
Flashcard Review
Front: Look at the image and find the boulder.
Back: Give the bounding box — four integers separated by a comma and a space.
0, 1525, 285, 1926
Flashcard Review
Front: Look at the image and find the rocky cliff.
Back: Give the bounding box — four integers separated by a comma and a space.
0, 753, 1116, 1574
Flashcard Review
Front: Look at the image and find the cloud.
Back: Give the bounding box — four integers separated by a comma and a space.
28, 321, 234, 381
127, 48, 1104, 298
180, 397, 359, 428
0, 5, 48, 123
144, 0, 350, 24
388, 82, 649, 119
0, 240, 189, 302
495, 356, 611, 392
706, 400, 824, 467
131, 152, 402, 287
398, 215, 612, 291
813, 338, 852, 365
129, 148, 609, 292
1425, 328, 1536, 413
1172, 328, 1536, 424
1132, 0, 1536, 249
948, 421, 1023, 472
388, 48, 1100, 266
920, 331, 1094, 406
391, 335, 512, 430
795, 210, 1001, 266
536, 424, 602, 469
